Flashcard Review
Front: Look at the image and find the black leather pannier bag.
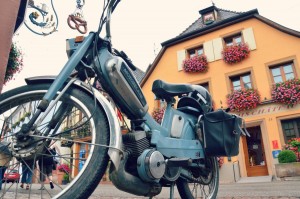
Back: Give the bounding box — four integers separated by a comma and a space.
202, 109, 246, 157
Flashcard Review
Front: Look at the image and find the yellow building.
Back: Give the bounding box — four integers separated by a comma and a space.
141, 5, 300, 182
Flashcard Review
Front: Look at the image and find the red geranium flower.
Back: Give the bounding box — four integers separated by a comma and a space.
182, 55, 208, 73
271, 79, 300, 107
57, 164, 71, 174
152, 108, 165, 124
5, 42, 24, 84
222, 42, 250, 64
227, 88, 260, 112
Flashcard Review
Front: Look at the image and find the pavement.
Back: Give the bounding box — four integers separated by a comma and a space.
1, 176, 300, 198
90, 177, 300, 199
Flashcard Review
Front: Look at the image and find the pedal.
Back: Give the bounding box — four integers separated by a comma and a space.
166, 158, 192, 167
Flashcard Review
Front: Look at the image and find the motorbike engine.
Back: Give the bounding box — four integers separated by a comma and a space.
122, 130, 166, 182
110, 131, 163, 197
137, 149, 165, 182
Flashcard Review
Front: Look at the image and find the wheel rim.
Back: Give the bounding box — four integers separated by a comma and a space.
0, 87, 101, 198
178, 157, 219, 199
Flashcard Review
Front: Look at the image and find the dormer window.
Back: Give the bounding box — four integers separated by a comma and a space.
199, 5, 218, 25
203, 12, 215, 25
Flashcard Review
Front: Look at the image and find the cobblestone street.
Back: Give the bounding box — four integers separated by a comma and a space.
89, 180, 300, 199
1, 179, 299, 198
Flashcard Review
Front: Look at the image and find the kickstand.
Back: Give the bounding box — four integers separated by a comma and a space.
170, 182, 175, 199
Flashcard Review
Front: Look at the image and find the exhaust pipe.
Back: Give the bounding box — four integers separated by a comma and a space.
109, 154, 162, 197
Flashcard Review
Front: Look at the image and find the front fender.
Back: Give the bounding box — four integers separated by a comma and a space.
25, 76, 123, 169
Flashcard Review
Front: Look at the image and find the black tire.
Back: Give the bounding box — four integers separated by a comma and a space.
0, 83, 110, 199
176, 157, 219, 199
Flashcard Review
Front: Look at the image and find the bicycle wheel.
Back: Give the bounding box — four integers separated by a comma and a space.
0, 83, 110, 199
176, 157, 219, 199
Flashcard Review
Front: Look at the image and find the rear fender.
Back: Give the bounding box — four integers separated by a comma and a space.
25, 76, 123, 169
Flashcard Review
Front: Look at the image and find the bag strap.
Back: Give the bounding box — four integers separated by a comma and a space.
234, 115, 250, 137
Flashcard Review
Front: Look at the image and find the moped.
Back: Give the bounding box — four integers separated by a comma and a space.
0, 0, 247, 198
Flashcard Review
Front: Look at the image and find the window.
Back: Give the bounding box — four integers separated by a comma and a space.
270, 62, 296, 84
224, 33, 242, 46
199, 82, 209, 92
230, 73, 252, 90
281, 118, 300, 142
203, 12, 215, 25
188, 46, 204, 58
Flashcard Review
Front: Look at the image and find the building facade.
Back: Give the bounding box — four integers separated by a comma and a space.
141, 6, 300, 182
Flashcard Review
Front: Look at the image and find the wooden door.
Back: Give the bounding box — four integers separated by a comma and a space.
242, 126, 268, 176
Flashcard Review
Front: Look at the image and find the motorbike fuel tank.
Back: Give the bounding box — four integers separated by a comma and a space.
95, 48, 148, 119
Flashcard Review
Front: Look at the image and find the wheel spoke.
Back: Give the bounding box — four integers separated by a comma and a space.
177, 157, 219, 199
0, 84, 110, 198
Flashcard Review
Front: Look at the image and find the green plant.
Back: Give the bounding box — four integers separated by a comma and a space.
278, 150, 297, 163
63, 173, 69, 181
24, 112, 31, 118
282, 137, 300, 162
20, 116, 25, 122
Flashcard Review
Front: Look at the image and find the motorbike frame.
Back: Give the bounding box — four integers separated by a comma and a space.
22, 0, 205, 171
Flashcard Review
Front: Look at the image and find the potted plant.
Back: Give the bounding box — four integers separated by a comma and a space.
5, 42, 24, 84
182, 55, 208, 73
218, 157, 224, 168
222, 42, 250, 64
275, 138, 300, 178
271, 78, 300, 107
57, 163, 71, 173
57, 163, 71, 184
62, 173, 69, 185
226, 88, 260, 112
282, 138, 300, 161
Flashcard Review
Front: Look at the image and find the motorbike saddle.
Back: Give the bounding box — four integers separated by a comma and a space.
152, 79, 194, 101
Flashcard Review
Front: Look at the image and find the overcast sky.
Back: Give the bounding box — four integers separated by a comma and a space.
5, 0, 300, 92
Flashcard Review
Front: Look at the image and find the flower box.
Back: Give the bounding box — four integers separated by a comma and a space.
226, 89, 260, 112
182, 55, 208, 73
152, 108, 165, 124
5, 43, 23, 84
275, 138, 300, 178
271, 78, 300, 107
275, 162, 300, 178
222, 42, 250, 64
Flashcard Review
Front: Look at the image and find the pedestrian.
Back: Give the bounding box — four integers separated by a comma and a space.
0, 141, 12, 190
38, 148, 55, 190
20, 159, 35, 190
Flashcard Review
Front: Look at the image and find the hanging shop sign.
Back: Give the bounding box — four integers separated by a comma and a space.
24, 0, 58, 36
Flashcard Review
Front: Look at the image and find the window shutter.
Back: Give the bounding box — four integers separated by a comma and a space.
212, 38, 223, 60
177, 50, 186, 71
242, 27, 256, 50
203, 40, 215, 62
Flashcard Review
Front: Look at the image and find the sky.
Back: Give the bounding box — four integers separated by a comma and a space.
5, 0, 300, 92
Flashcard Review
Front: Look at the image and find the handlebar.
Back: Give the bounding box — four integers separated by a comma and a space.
103, 0, 136, 71
105, 0, 120, 41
